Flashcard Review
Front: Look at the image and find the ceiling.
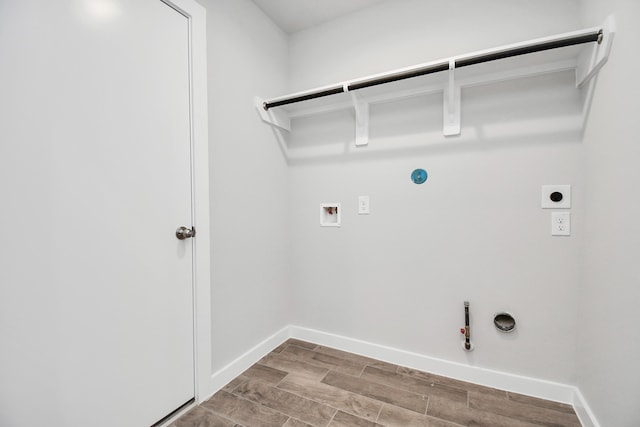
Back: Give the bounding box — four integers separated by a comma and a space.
251, 0, 389, 34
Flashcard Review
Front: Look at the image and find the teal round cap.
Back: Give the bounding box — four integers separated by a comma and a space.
411, 169, 428, 184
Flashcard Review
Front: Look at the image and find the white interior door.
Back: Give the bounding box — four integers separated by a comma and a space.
0, 1, 196, 426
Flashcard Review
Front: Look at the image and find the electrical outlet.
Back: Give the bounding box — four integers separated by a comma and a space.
358, 196, 370, 214
551, 212, 571, 236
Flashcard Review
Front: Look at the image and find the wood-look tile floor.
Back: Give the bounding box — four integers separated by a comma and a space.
171, 339, 582, 427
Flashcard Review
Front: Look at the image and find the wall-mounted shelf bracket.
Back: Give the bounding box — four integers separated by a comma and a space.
576, 15, 615, 88
443, 60, 461, 136
350, 91, 370, 146
255, 96, 291, 131
257, 20, 614, 144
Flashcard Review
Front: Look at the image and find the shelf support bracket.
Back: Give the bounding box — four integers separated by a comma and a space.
443, 60, 461, 136
576, 15, 615, 89
254, 96, 291, 131
350, 91, 369, 146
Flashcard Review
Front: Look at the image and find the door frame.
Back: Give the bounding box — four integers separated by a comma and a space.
162, 0, 212, 402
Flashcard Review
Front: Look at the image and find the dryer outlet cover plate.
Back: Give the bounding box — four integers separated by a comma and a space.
541, 185, 571, 209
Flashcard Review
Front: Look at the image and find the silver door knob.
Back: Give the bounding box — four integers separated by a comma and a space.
176, 226, 195, 240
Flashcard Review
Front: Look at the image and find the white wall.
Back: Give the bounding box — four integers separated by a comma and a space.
578, 1, 640, 426
196, 2, 640, 424
287, 0, 585, 384
199, 0, 291, 372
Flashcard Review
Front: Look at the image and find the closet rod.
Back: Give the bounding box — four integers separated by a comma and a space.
456, 31, 602, 68
347, 62, 450, 92
262, 29, 603, 111
263, 85, 344, 109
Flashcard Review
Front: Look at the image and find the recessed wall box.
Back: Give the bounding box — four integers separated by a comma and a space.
541, 185, 571, 209
494, 312, 516, 333
320, 203, 341, 227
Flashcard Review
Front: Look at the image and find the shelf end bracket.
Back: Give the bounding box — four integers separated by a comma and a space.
576, 15, 616, 89
255, 97, 291, 131
350, 91, 369, 146
443, 60, 461, 136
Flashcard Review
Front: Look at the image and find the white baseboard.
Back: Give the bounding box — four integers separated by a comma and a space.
572, 388, 601, 427
204, 325, 291, 401
290, 326, 576, 403
291, 326, 602, 427
205, 325, 599, 427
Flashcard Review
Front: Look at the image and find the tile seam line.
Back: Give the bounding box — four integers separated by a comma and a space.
276, 376, 381, 423
360, 368, 462, 404
239, 377, 340, 425
365, 365, 471, 396
374, 403, 384, 422
226, 389, 293, 423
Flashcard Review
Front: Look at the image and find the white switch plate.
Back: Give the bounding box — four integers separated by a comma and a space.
551, 212, 571, 236
542, 185, 571, 209
358, 196, 370, 214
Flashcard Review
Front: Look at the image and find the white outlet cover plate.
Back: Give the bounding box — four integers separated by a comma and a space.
551, 212, 571, 236
541, 185, 571, 209
358, 196, 370, 214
